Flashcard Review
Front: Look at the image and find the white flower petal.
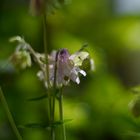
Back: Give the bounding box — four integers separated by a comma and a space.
36, 49, 93, 88
37, 71, 44, 81
45, 81, 48, 88
69, 51, 89, 66
50, 50, 57, 61
79, 70, 86, 76
76, 77, 80, 84
90, 59, 95, 71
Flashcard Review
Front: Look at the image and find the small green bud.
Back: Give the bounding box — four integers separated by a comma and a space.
11, 50, 32, 70
9, 36, 24, 43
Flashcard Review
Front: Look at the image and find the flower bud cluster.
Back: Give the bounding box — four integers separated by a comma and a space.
10, 36, 32, 69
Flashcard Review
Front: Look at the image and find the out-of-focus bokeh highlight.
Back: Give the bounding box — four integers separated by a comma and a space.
1, 0, 140, 140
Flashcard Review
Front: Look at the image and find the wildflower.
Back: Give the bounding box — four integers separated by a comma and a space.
10, 36, 32, 69
37, 48, 94, 88
9, 37, 94, 87
10, 50, 31, 70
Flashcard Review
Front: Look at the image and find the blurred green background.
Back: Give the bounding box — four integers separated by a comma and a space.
1, 0, 140, 140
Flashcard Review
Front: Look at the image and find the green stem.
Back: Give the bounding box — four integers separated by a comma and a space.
42, 9, 55, 140
43, 12, 50, 88
0, 87, 23, 140
50, 96, 55, 140
51, 51, 59, 140
59, 89, 66, 140
43, 12, 51, 120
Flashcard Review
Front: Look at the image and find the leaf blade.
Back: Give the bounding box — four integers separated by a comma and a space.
27, 94, 47, 101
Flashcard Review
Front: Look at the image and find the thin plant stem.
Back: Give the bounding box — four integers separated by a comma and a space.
42, 12, 52, 123
0, 87, 23, 140
51, 51, 59, 140
50, 91, 55, 140
50, 94, 55, 140
50, 99, 55, 140
42, 7, 55, 140
42, 12, 50, 89
59, 88, 66, 140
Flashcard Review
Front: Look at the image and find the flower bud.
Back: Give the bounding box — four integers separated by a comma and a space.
11, 50, 32, 70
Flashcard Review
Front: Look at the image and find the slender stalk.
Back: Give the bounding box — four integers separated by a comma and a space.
51, 51, 59, 140
50, 90, 55, 139
50, 93, 55, 140
59, 88, 66, 140
42, 12, 50, 89
42, 12, 52, 122
50, 99, 55, 140
0, 87, 23, 140
42, 7, 55, 140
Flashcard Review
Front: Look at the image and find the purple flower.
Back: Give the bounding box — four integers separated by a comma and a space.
37, 48, 94, 88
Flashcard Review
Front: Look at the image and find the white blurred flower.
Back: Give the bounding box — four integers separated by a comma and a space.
11, 50, 32, 69
37, 48, 94, 88
10, 37, 32, 70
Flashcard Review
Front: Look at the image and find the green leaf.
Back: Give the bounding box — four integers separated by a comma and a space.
19, 119, 73, 129
19, 123, 50, 129
79, 43, 88, 52
52, 119, 73, 126
27, 94, 47, 101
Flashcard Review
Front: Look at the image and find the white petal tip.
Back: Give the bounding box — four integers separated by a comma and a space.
37, 71, 43, 80
76, 77, 80, 84
90, 59, 95, 71
45, 82, 48, 88
80, 70, 86, 76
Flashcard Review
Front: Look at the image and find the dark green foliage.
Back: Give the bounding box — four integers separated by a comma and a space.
1, 0, 140, 140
